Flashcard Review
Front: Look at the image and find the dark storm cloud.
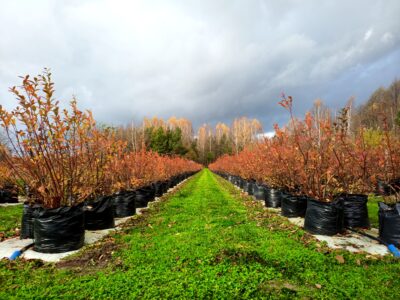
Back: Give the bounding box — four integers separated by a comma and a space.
0, 0, 399, 132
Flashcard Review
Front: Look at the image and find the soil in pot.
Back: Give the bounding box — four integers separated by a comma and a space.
378, 202, 400, 248
338, 194, 370, 229
281, 193, 307, 217
265, 188, 282, 208
84, 196, 115, 230
390, 178, 400, 193
376, 180, 393, 196
112, 191, 136, 217
376, 179, 400, 196
304, 198, 344, 236
33, 205, 85, 253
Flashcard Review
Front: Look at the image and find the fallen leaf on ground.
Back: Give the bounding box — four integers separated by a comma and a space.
335, 255, 345, 264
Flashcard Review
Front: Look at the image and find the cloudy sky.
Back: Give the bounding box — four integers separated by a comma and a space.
0, 0, 399, 131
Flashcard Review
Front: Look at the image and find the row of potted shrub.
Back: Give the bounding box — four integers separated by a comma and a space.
215, 172, 370, 236
209, 95, 400, 248
0, 164, 18, 203
0, 189, 18, 203
0, 70, 202, 253
20, 170, 196, 253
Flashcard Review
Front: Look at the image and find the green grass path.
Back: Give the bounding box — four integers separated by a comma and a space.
0, 205, 22, 240
1, 169, 399, 299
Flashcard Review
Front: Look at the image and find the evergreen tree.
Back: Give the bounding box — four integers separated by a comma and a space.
145, 126, 188, 155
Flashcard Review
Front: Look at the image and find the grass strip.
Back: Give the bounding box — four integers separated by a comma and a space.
0, 205, 22, 241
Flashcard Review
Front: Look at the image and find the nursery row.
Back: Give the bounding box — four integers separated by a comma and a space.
0, 70, 202, 253
209, 96, 400, 249
20, 169, 197, 254
213, 171, 400, 254
0, 164, 18, 204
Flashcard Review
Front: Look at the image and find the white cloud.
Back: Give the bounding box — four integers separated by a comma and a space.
364, 28, 373, 41
382, 32, 394, 43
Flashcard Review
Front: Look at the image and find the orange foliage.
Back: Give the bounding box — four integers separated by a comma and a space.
0, 70, 201, 208
210, 96, 400, 202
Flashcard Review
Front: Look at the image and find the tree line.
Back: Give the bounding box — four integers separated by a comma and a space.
115, 116, 263, 165
351, 78, 400, 133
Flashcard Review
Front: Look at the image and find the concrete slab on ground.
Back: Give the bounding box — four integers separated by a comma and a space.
265, 207, 281, 213
284, 214, 389, 256
136, 207, 146, 215
0, 203, 22, 207
314, 233, 388, 256
0, 238, 34, 259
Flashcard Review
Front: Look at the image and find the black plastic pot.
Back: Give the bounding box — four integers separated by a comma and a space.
239, 178, 245, 189
304, 198, 344, 236
246, 181, 255, 195
171, 176, 179, 187
164, 179, 171, 190
33, 205, 85, 253
265, 188, 282, 208
84, 196, 115, 230
243, 180, 249, 192
149, 184, 156, 199
162, 180, 170, 193
135, 186, 154, 208
253, 184, 267, 200
154, 181, 164, 197
378, 202, 400, 247
20, 203, 41, 239
281, 193, 307, 217
0, 189, 18, 203
338, 194, 370, 229
113, 191, 136, 217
